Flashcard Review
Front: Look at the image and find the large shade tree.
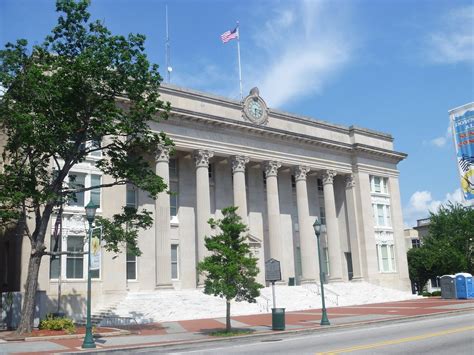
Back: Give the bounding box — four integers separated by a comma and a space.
407, 203, 473, 294
0, 0, 171, 333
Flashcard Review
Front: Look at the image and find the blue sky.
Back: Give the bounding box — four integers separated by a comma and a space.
1, 0, 473, 226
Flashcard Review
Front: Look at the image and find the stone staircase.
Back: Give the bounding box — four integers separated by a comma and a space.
75, 301, 125, 327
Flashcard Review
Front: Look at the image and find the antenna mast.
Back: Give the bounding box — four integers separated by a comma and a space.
166, 5, 172, 83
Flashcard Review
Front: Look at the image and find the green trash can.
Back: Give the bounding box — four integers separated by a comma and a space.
288, 277, 295, 286
272, 308, 285, 330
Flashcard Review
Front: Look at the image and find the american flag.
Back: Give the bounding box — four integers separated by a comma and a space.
221, 27, 238, 43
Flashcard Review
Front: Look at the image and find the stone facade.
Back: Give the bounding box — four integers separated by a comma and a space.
13, 85, 410, 317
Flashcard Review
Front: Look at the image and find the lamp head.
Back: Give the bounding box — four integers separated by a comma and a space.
313, 217, 322, 236
85, 200, 98, 223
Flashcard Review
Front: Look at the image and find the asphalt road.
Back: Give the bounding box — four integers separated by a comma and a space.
123, 312, 474, 355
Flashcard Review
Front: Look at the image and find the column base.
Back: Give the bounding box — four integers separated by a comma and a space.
350, 276, 364, 282
328, 276, 344, 283
155, 283, 174, 290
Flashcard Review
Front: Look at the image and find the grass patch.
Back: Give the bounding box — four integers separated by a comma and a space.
209, 329, 254, 337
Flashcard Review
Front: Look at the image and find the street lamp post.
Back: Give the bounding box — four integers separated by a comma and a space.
82, 200, 98, 349
313, 218, 330, 326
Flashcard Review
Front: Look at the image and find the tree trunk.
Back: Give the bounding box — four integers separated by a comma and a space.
16, 252, 42, 334
226, 299, 231, 332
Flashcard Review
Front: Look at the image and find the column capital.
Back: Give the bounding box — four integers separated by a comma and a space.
293, 166, 310, 181
264, 160, 281, 178
156, 145, 171, 163
231, 155, 249, 173
345, 174, 356, 189
321, 170, 337, 185
193, 149, 214, 168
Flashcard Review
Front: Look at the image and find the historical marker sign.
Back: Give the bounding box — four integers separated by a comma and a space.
265, 258, 282, 282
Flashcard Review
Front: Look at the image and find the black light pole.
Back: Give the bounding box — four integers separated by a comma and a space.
82, 200, 98, 349
313, 218, 330, 326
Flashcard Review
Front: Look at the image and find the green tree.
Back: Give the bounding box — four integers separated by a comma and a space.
407, 203, 473, 294
0, 0, 171, 334
428, 203, 474, 274
197, 206, 263, 332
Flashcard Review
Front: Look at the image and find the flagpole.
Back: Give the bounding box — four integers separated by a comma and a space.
236, 21, 243, 100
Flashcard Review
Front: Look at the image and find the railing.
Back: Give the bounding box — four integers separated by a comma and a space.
257, 294, 270, 312
324, 287, 340, 306
303, 282, 339, 306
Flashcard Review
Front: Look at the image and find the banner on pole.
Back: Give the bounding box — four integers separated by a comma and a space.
90, 227, 102, 271
450, 104, 474, 201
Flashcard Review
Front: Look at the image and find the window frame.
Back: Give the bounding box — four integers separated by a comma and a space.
171, 244, 179, 280
126, 246, 138, 281
376, 243, 396, 273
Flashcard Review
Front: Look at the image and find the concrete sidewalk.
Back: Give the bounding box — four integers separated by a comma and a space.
1, 298, 473, 354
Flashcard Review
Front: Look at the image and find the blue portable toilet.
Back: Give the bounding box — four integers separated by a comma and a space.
455, 273, 473, 299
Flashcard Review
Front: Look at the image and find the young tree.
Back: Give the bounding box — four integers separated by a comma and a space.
0, 0, 171, 333
197, 206, 263, 332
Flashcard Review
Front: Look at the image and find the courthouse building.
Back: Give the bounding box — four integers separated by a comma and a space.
7, 84, 410, 317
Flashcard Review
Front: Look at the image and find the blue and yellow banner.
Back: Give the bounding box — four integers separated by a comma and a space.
451, 108, 474, 201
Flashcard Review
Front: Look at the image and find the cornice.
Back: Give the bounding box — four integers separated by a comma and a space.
169, 107, 354, 153
168, 108, 406, 163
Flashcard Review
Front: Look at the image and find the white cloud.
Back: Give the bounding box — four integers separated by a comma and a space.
429, 124, 452, 147
403, 188, 467, 227
425, 5, 474, 64
251, 0, 355, 108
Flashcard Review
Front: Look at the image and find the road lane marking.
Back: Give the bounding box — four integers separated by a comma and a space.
316, 325, 474, 354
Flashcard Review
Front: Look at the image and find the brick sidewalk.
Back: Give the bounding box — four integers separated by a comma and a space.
1, 298, 473, 354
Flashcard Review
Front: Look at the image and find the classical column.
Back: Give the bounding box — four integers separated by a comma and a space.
264, 161, 282, 264
322, 170, 344, 282
344, 174, 363, 281
231, 155, 249, 221
294, 166, 318, 283
194, 149, 214, 283
155, 145, 173, 288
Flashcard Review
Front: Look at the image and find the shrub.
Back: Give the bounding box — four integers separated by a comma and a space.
39, 314, 76, 334
431, 291, 442, 297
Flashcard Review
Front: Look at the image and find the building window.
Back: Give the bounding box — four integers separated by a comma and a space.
208, 163, 214, 182
171, 244, 179, 279
66, 235, 84, 279
49, 234, 61, 279
169, 158, 179, 218
126, 184, 137, 208
377, 244, 396, 272
411, 239, 421, 248
67, 172, 102, 208
370, 176, 388, 194
317, 178, 324, 193
90, 174, 101, 208
372, 203, 391, 227
126, 246, 137, 280
319, 206, 326, 225
89, 139, 102, 158
68, 173, 86, 207
170, 182, 178, 217
169, 158, 178, 180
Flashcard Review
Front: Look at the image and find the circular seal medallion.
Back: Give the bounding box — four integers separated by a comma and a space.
242, 87, 268, 125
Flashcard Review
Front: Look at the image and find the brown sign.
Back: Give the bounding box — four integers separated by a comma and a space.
265, 258, 281, 282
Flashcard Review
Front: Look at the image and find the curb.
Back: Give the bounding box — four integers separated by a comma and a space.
2, 328, 130, 343
62, 307, 474, 354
